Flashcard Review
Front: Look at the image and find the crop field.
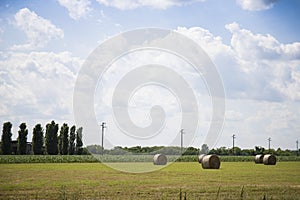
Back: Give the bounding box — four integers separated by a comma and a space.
1, 155, 300, 163
0, 161, 299, 199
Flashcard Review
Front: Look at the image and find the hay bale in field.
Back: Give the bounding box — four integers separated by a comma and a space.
153, 154, 167, 165
263, 154, 276, 165
198, 154, 206, 163
254, 154, 264, 164
201, 154, 220, 169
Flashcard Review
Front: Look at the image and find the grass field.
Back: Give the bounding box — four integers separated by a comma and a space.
0, 162, 299, 199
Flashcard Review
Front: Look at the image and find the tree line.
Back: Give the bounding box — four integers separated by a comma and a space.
1, 121, 298, 156
0, 121, 84, 155
209, 146, 298, 156
86, 144, 299, 156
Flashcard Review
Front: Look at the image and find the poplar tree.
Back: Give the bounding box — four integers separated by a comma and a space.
69, 125, 76, 155
76, 127, 83, 155
1, 122, 12, 155
32, 124, 44, 155
61, 123, 69, 155
17, 123, 28, 155
45, 121, 59, 155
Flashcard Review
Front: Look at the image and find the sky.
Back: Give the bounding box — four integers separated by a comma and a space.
0, 0, 299, 150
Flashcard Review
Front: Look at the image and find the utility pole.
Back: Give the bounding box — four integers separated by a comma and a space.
180, 129, 184, 155
297, 140, 299, 156
268, 137, 271, 153
232, 134, 236, 155
101, 122, 106, 155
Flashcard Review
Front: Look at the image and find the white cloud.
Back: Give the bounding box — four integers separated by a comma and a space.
225, 110, 243, 121
226, 22, 300, 62
88, 23, 300, 148
177, 23, 300, 102
219, 99, 300, 149
96, 0, 205, 10
0, 51, 83, 127
11, 8, 64, 50
175, 23, 300, 149
236, 0, 278, 11
0, 27, 3, 43
223, 22, 300, 101
57, 0, 92, 20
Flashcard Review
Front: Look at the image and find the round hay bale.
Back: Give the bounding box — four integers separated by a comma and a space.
153, 154, 167, 165
263, 154, 276, 165
201, 154, 220, 169
198, 154, 206, 163
254, 154, 264, 164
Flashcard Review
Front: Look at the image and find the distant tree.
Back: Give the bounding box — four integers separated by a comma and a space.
264, 148, 275, 155
183, 147, 199, 155
128, 146, 142, 154
1, 122, 12, 155
240, 149, 255, 156
76, 127, 83, 155
60, 123, 69, 155
107, 146, 127, 155
17, 123, 28, 155
255, 146, 265, 154
199, 144, 209, 154
280, 149, 293, 156
32, 124, 44, 155
68, 125, 76, 155
58, 132, 63, 155
232, 147, 242, 155
209, 148, 217, 155
87, 144, 103, 154
45, 121, 59, 155
158, 146, 181, 155
81, 147, 91, 155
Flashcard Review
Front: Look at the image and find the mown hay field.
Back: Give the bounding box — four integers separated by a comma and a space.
0, 162, 299, 199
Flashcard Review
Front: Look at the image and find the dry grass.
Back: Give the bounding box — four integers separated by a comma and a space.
0, 162, 299, 199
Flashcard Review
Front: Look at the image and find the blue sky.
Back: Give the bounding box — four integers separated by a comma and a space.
0, 0, 299, 150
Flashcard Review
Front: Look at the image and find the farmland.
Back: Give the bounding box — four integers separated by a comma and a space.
1, 155, 300, 163
0, 161, 299, 199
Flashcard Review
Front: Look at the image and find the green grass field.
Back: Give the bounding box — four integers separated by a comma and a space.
0, 162, 299, 199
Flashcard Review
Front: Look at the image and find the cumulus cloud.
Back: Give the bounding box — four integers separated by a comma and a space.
174, 24, 300, 149
73, 23, 299, 147
226, 22, 300, 61
57, 0, 92, 20
219, 99, 300, 149
223, 22, 300, 101
11, 8, 64, 50
177, 22, 300, 102
0, 51, 82, 126
236, 0, 278, 11
96, 0, 205, 10
225, 110, 243, 121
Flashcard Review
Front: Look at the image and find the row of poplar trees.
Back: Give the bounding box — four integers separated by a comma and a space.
1, 121, 83, 155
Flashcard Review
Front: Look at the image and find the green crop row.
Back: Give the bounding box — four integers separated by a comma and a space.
0, 155, 299, 163
0, 155, 98, 163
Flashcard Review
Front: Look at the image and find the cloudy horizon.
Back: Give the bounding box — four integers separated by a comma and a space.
0, 0, 299, 150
